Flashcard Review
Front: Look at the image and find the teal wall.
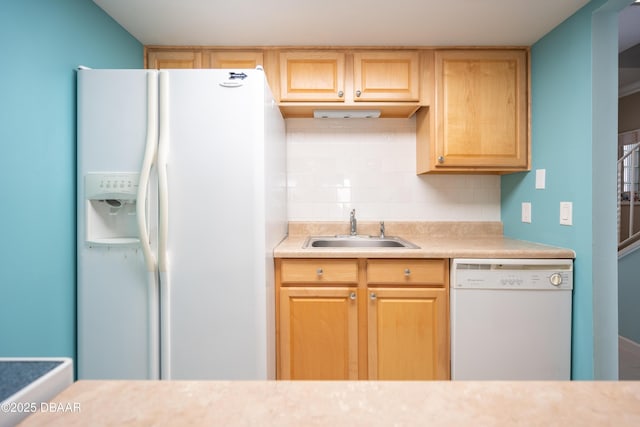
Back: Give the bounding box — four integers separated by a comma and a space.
0, 1, 142, 359
501, 0, 626, 380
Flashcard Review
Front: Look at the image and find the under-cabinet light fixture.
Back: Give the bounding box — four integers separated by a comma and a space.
313, 110, 381, 119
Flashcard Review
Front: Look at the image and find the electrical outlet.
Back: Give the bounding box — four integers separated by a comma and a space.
522, 202, 532, 223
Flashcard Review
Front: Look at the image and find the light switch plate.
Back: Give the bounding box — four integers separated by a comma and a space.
535, 169, 546, 189
522, 202, 532, 223
560, 201, 573, 226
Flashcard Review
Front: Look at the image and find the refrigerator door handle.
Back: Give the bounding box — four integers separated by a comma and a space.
157, 71, 170, 279
136, 70, 160, 380
157, 70, 172, 380
137, 71, 158, 272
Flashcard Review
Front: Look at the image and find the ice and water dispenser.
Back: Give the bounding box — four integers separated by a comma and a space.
84, 172, 140, 246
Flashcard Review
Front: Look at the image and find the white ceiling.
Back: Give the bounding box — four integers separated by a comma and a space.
93, 0, 591, 47
620, 2, 640, 51
94, 0, 640, 95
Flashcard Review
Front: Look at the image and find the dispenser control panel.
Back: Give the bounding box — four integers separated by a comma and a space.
85, 172, 139, 200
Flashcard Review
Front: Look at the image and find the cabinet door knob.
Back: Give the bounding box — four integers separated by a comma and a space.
404, 268, 411, 277
338, 90, 344, 98
355, 90, 362, 97
437, 156, 445, 164
370, 292, 377, 301
316, 267, 323, 276
349, 291, 357, 301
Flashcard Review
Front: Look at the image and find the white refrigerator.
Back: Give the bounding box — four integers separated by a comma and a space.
77, 68, 287, 380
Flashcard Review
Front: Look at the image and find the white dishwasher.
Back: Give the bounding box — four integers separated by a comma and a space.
450, 258, 573, 380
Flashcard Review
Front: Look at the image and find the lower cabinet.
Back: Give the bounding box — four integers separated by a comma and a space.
279, 287, 358, 380
367, 287, 447, 380
275, 258, 449, 380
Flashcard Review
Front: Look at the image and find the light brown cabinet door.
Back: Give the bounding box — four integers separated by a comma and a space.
147, 50, 202, 69
279, 287, 358, 380
368, 287, 448, 380
353, 51, 419, 102
207, 51, 263, 69
434, 49, 528, 169
279, 51, 346, 101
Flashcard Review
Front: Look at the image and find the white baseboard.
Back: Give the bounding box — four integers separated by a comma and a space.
619, 335, 640, 357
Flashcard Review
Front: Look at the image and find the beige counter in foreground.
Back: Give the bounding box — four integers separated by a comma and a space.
19, 380, 640, 426
275, 221, 576, 259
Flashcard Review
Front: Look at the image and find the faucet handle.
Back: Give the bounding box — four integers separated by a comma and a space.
350, 209, 356, 218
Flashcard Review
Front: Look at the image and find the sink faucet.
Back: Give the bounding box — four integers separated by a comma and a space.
379, 221, 385, 238
350, 209, 357, 236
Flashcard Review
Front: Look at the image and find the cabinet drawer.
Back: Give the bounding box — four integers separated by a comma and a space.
280, 259, 358, 284
367, 259, 446, 285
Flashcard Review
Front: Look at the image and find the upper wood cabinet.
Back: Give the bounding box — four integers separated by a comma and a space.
279, 51, 346, 102
143, 46, 531, 138
147, 49, 263, 69
277, 50, 421, 118
279, 50, 420, 103
146, 49, 202, 69
206, 50, 264, 69
352, 51, 420, 102
417, 49, 529, 173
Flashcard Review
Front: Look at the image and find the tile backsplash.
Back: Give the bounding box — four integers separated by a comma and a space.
286, 117, 500, 221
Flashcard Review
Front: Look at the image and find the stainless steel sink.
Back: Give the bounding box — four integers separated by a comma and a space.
303, 235, 420, 249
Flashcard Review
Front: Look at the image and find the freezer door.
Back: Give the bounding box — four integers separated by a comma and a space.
77, 70, 159, 379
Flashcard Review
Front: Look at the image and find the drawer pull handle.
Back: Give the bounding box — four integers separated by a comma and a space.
370, 292, 377, 301
404, 268, 411, 277
349, 292, 356, 301
316, 268, 324, 276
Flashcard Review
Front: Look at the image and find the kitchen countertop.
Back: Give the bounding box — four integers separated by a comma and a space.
274, 221, 576, 259
18, 380, 640, 426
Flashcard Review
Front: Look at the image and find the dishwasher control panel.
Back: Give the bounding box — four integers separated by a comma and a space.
451, 259, 573, 290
